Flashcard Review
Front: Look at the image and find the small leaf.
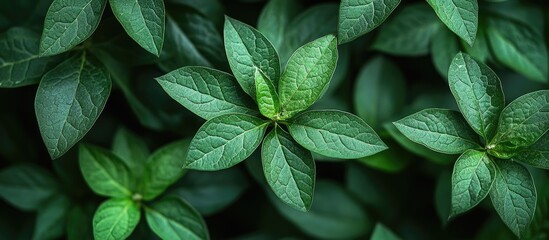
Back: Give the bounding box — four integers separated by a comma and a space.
448, 52, 504, 142
79, 144, 132, 198
156, 66, 258, 120
35, 53, 111, 159
262, 127, 315, 212
370, 223, 401, 240
224, 16, 280, 96
110, 0, 165, 56
257, 0, 301, 51
426, 0, 478, 45
93, 199, 141, 240
40, 0, 106, 56
338, 0, 401, 44
513, 132, 549, 169
33, 195, 71, 240
186, 114, 269, 170
0, 164, 59, 210
393, 109, 480, 154
255, 68, 280, 119
145, 197, 209, 240
431, 27, 460, 78
450, 149, 496, 217
279, 35, 338, 119
490, 159, 536, 238
112, 127, 149, 177
289, 110, 387, 159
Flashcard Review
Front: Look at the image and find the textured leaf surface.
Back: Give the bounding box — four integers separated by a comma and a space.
157, 66, 257, 120
338, 0, 400, 44
255, 68, 279, 119
262, 127, 315, 212
93, 199, 140, 240
448, 53, 504, 141
35, 53, 111, 159
514, 132, 549, 169
40, 0, 106, 56
289, 110, 387, 159
0, 164, 59, 210
110, 0, 165, 56
426, 0, 478, 45
186, 114, 269, 170
450, 149, 496, 216
393, 109, 479, 154
145, 197, 209, 240
279, 35, 338, 119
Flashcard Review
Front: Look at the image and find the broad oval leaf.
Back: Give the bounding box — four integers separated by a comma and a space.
262, 127, 315, 212
448, 52, 504, 142
426, 0, 478, 45
490, 159, 536, 238
338, 0, 401, 44
145, 197, 209, 240
513, 132, 549, 169
156, 66, 258, 120
278, 35, 338, 119
186, 114, 269, 170
40, 0, 107, 56
450, 149, 496, 217
35, 53, 111, 159
110, 0, 165, 56
255, 68, 280, 119
257, 0, 301, 51
224, 16, 280, 96
393, 109, 480, 154
93, 199, 141, 240
0, 164, 59, 211
289, 110, 387, 159
79, 144, 132, 198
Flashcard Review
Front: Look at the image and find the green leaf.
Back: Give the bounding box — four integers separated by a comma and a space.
142, 139, 190, 201
462, 26, 491, 63
257, 0, 301, 51
39, 0, 107, 56
110, 0, 165, 56
338, 0, 400, 44
67, 205, 95, 240
255, 68, 280, 119
486, 17, 548, 82
33, 195, 71, 240
393, 109, 480, 154
431, 27, 460, 78
93, 199, 141, 240
450, 149, 496, 217
448, 52, 504, 142
353, 56, 405, 128
224, 16, 280, 96
513, 132, 549, 169
289, 110, 387, 159
278, 35, 338, 119
145, 197, 209, 240
35, 53, 111, 159
0, 164, 59, 211
112, 128, 149, 177
357, 142, 411, 173
262, 127, 315, 212
370, 223, 401, 240
490, 160, 536, 238
79, 144, 132, 198
426, 0, 478, 45
156, 66, 258, 120
186, 114, 269, 170
489, 90, 549, 158
169, 0, 224, 26
372, 3, 441, 56
0, 27, 60, 88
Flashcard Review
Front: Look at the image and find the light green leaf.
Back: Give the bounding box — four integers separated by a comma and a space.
338, 0, 401, 44
490, 90, 549, 158
40, 0, 106, 56
255, 68, 279, 119
112, 127, 149, 177
110, 0, 165, 56
372, 3, 441, 56
93, 199, 141, 240
79, 144, 132, 198
448, 52, 504, 142
426, 0, 478, 45
33, 195, 71, 240
145, 197, 209, 240
450, 149, 496, 217
431, 27, 460, 78
490, 160, 536, 238
370, 223, 401, 240
289, 110, 387, 159
262, 127, 315, 212
0, 27, 61, 88
278, 35, 338, 119
35, 53, 111, 159
156, 66, 258, 120
486, 17, 548, 82
393, 109, 480, 154
0, 164, 59, 211
186, 114, 269, 170
224, 16, 280, 96
514, 132, 549, 169
257, 0, 301, 51
142, 139, 190, 201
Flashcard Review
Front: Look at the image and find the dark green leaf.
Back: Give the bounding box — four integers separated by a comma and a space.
145, 197, 209, 240
513, 132, 549, 169
370, 223, 401, 240
112, 128, 149, 177
431, 27, 460, 78
257, 0, 301, 51
33, 195, 71, 240
0, 164, 59, 211
338, 0, 400, 44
